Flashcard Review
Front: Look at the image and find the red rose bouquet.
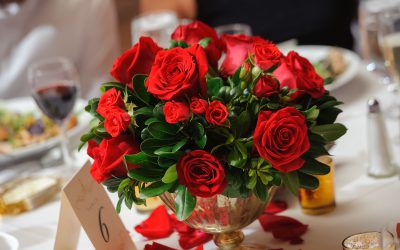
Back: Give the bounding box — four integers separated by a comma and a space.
80, 20, 346, 220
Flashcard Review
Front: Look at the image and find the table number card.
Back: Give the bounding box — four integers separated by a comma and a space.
54, 161, 136, 250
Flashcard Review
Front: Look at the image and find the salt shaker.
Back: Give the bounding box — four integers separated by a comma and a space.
367, 99, 397, 178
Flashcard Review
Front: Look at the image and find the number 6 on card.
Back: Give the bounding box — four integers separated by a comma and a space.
54, 161, 136, 250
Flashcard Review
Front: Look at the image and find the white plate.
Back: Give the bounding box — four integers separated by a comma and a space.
282, 45, 361, 92
0, 232, 19, 250
0, 97, 91, 166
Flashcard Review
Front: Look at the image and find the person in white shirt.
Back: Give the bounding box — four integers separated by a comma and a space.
0, 0, 120, 99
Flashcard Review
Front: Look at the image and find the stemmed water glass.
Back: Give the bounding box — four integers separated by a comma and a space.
28, 57, 79, 177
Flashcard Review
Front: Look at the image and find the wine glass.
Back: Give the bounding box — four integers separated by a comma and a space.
28, 57, 79, 177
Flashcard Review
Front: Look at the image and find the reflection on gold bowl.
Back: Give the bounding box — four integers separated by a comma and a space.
160, 187, 277, 249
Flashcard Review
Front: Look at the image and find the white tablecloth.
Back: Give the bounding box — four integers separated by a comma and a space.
1, 65, 400, 250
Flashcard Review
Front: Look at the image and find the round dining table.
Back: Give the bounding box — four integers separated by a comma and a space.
0, 62, 399, 250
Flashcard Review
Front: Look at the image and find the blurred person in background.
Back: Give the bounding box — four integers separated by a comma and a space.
0, 0, 120, 99
139, 0, 358, 50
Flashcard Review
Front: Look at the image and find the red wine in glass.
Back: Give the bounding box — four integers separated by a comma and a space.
32, 83, 78, 124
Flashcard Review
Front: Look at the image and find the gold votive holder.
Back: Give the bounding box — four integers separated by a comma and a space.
342, 231, 396, 250
298, 155, 336, 215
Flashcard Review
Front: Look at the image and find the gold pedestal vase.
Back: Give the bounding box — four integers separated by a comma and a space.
160, 187, 277, 249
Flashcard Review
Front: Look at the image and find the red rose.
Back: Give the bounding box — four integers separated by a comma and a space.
103, 107, 131, 137
87, 134, 139, 183
274, 51, 325, 99
163, 101, 190, 124
190, 97, 209, 115
110, 37, 161, 86
254, 75, 279, 98
172, 20, 222, 68
253, 107, 310, 172
253, 41, 283, 70
220, 34, 265, 76
97, 88, 125, 117
146, 45, 208, 100
176, 150, 227, 197
205, 100, 228, 125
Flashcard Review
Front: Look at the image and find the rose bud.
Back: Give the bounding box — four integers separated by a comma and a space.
190, 97, 209, 115
164, 101, 190, 124
253, 75, 279, 98
205, 101, 229, 126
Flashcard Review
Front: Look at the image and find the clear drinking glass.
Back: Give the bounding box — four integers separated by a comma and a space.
215, 23, 253, 36
28, 57, 79, 177
359, 0, 400, 75
131, 10, 179, 48
381, 221, 400, 250
378, 6, 400, 89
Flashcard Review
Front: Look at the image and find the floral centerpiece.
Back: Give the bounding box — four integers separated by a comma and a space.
80, 21, 346, 247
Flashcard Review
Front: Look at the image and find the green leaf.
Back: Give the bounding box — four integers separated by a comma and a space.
162, 164, 178, 183
158, 157, 176, 168
195, 134, 207, 149
298, 172, 319, 190
154, 139, 186, 156
100, 82, 132, 94
141, 128, 151, 140
148, 122, 180, 140
236, 110, 251, 137
280, 171, 300, 196
128, 168, 164, 182
153, 104, 165, 121
254, 181, 268, 202
124, 152, 158, 168
140, 181, 174, 198
311, 123, 347, 142
198, 37, 211, 48
207, 77, 223, 96
102, 177, 122, 193
134, 107, 153, 117
299, 157, 331, 175
117, 178, 131, 195
175, 185, 196, 221
116, 195, 124, 214
318, 100, 343, 110
132, 74, 153, 105
304, 106, 320, 121
246, 174, 257, 189
140, 138, 176, 156
306, 144, 330, 158
317, 107, 342, 125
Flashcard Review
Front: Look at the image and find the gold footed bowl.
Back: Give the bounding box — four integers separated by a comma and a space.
160, 187, 277, 249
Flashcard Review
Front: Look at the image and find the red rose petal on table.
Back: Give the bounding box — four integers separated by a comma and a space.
259, 214, 308, 240
195, 245, 204, 250
134, 206, 173, 239
397, 223, 400, 238
144, 242, 177, 250
178, 229, 213, 249
264, 200, 288, 214
170, 214, 195, 234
